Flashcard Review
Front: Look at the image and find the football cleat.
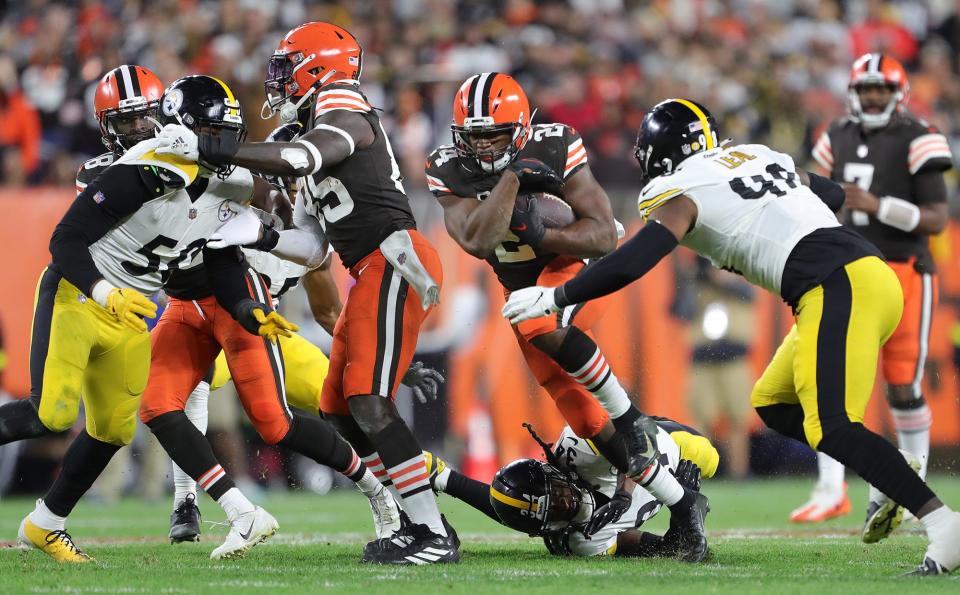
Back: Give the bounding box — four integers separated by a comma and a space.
368, 485, 402, 539
209, 506, 278, 560
622, 415, 662, 480
790, 482, 851, 523
903, 556, 948, 577
905, 509, 960, 576
363, 521, 459, 565
170, 493, 201, 543
18, 517, 93, 563
423, 450, 447, 493
363, 513, 459, 563
661, 490, 710, 563
862, 451, 921, 543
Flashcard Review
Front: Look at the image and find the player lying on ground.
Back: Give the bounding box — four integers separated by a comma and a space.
426, 419, 716, 558
502, 98, 960, 576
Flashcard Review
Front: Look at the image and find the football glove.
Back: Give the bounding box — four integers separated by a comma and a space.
510, 194, 546, 247
508, 158, 563, 194
501, 286, 559, 324
154, 124, 199, 161
401, 361, 446, 404
673, 459, 702, 492
583, 488, 632, 537
207, 210, 268, 250
197, 127, 241, 165
233, 299, 298, 343
105, 287, 158, 333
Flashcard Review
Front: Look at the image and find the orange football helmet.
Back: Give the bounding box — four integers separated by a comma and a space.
848, 53, 910, 129
451, 72, 533, 173
94, 65, 164, 152
263, 21, 363, 122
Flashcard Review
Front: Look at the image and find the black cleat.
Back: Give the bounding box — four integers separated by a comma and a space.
363, 522, 460, 565
662, 490, 710, 563
902, 557, 948, 577
622, 415, 661, 480
363, 511, 412, 561
169, 493, 201, 544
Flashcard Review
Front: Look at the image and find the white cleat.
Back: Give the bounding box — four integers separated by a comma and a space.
368, 486, 402, 539
862, 450, 921, 544
210, 506, 278, 560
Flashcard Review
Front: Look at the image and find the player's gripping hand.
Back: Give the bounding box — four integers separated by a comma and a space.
208, 210, 266, 249
508, 158, 563, 194
401, 361, 446, 404
510, 194, 546, 247
583, 488, 632, 537
502, 286, 559, 324
233, 299, 299, 343
154, 124, 199, 161
197, 128, 241, 165
673, 459, 702, 492
105, 288, 158, 333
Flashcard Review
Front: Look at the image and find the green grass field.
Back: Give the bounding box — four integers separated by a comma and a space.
1, 476, 958, 594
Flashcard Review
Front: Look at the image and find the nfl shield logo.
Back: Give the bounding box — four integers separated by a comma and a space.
188, 208, 198, 219
93, 191, 106, 204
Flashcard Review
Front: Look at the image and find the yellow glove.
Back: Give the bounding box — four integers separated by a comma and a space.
106, 287, 158, 333
252, 308, 299, 343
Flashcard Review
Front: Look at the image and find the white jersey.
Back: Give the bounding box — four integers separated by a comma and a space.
241, 208, 310, 300
89, 138, 253, 295
637, 143, 840, 294
551, 425, 680, 556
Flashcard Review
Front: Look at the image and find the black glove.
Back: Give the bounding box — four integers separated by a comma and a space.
582, 488, 632, 537
197, 127, 242, 165
509, 193, 546, 247
673, 459, 702, 492
508, 158, 563, 194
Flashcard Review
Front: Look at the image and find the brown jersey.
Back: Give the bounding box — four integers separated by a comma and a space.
75, 152, 116, 195
298, 81, 416, 269
425, 123, 588, 290
811, 114, 952, 266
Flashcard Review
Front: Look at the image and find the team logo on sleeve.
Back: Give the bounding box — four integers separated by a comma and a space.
218, 200, 235, 221
93, 191, 106, 204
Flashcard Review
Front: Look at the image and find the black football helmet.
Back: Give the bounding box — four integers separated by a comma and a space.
634, 98, 720, 186
489, 459, 587, 536
160, 75, 247, 178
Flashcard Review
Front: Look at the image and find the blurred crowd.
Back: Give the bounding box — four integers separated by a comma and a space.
2, 0, 960, 198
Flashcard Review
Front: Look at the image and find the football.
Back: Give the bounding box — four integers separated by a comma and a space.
519, 192, 576, 228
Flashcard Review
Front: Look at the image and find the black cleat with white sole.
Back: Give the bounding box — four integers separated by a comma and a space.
902, 557, 948, 577
661, 490, 710, 563
169, 494, 201, 543
364, 522, 459, 565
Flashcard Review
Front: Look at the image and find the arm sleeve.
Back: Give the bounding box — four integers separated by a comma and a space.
556, 220, 679, 307
807, 172, 845, 212
50, 164, 161, 294
202, 246, 255, 315
911, 168, 948, 206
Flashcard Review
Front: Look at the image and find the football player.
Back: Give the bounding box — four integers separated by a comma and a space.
502, 98, 960, 576
0, 67, 285, 562
425, 418, 716, 558
154, 22, 459, 564
796, 53, 951, 532
421, 73, 707, 561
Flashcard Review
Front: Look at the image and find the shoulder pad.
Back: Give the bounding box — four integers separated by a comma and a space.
115, 138, 199, 187
314, 84, 372, 118
75, 152, 115, 194
425, 145, 460, 195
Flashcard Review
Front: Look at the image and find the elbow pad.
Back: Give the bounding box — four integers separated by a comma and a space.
807, 172, 845, 212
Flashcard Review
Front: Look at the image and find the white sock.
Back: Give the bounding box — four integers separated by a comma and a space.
638, 461, 684, 506
434, 466, 452, 493
216, 487, 255, 522
29, 500, 66, 532
173, 381, 210, 508
892, 404, 932, 480
386, 454, 446, 536
354, 468, 384, 498
569, 348, 631, 418
921, 505, 960, 568
361, 452, 403, 503
816, 452, 845, 494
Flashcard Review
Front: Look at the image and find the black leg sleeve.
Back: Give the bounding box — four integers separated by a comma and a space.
755, 404, 808, 444
279, 410, 356, 476
446, 469, 500, 523
44, 431, 120, 517
147, 411, 236, 500
0, 398, 54, 445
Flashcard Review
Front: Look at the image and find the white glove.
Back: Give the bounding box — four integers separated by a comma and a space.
401, 361, 446, 404
502, 286, 559, 324
207, 210, 265, 249
154, 123, 199, 160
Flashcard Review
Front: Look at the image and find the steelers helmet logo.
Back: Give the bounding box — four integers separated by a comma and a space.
162, 89, 184, 117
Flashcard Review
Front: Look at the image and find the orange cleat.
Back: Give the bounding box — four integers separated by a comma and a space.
790, 482, 851, 523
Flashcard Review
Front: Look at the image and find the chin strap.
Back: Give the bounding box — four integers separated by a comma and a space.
261, 69, 340, 123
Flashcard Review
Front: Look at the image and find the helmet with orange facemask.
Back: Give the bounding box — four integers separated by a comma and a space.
94, 65, 164, 152
848, 53, 910, 130
451, 72, 534, 173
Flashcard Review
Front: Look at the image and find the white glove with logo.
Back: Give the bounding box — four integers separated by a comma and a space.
501, 286, 559, 324
155, 123, 199, 160
207, 210, 265, 249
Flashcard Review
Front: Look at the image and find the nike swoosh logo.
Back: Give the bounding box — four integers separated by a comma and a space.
239, 520, 255, 541
512, 224, 528, 231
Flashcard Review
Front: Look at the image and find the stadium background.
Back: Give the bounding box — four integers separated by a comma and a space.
1, 0, 960, 498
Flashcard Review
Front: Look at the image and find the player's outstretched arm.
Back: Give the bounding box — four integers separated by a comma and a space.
537, 163, 617, 258
502, 195, 696, 324
795, 168, 845, 213
197, 111, 375, 178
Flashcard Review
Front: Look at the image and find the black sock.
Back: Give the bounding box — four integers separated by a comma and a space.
0, 398, 54, 445
668, 489, 696, 514
755, 404, 807, 443
611, 405, 641, 433
279, 411, 356, 476
325, 413, 377, 457
44, 431, 120, 517
551, 326, 600, 371
817, 422, 936, 515
147, 411, 236, 500
369, 419, 421, 470
446, 469, 500, 523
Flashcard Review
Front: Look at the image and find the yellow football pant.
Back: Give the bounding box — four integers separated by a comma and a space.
210, 332, 329, 412
750, 256, 903, 449
30, 268, 150, 445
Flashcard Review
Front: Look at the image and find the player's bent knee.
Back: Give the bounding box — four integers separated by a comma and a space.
254, 418, 291, 445
87, 424, 136, 447
347, 394, 400, 435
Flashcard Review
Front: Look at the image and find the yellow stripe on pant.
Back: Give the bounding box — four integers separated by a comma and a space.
750, 256, 903, 449
210, 332, 329, 412
32, 268, 150, 445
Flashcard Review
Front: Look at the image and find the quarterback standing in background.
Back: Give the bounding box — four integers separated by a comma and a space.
795, 53, 952, 534
503, 98, 960, 576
